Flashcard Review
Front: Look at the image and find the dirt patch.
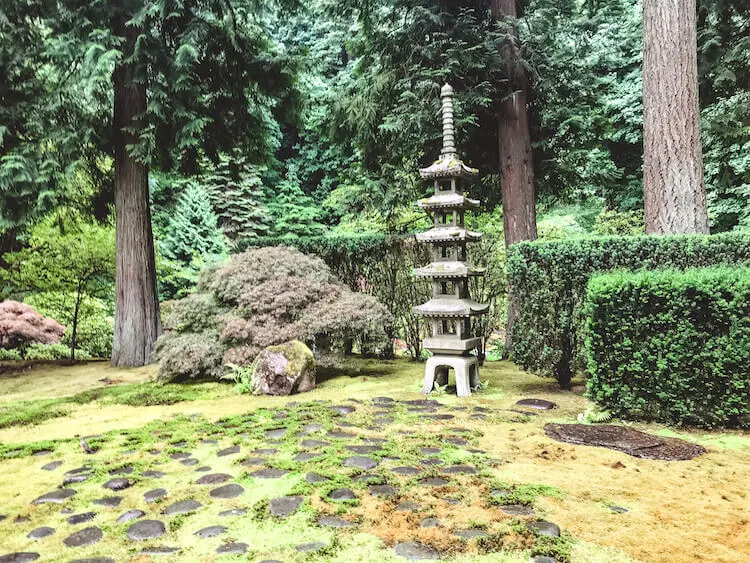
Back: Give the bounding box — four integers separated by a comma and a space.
544, 423, 706, 460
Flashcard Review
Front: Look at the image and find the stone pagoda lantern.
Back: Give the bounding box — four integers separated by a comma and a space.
414, 83, 489, 397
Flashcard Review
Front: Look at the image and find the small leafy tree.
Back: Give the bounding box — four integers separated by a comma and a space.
0, 301, 65, 351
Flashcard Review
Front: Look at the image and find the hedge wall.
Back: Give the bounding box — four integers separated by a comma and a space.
584, 267, 750, 428
506, 233, 750, 386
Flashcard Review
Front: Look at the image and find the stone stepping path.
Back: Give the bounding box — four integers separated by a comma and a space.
0, 554, 40, 563
144, 488, 167, 503
26, 527, 54, 540
517, 398, 557, 410
40, 461, 62, 471
126, 519, 165, 540
216, 542, 248, 554
93, 496, 122, 507
269, 496, 303, 517
31, 489, 76, 504
66, 512, 96, 525
343, 456, 378, 470
210, 484, 244, 498
318, 515, 354, 528
328, 488, 356, 501
528, 520, 561, 537
393, 542, 441, 560
194, 525, 227, 538
163, 499, 202, 515
296, 541, 326, 553
116, 509, 145, 524
250, 468, 289, 479
63, 526, 102, 547
195, 473, 232, 485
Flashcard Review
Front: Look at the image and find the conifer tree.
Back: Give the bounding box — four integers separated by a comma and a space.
267, 177, 327, 239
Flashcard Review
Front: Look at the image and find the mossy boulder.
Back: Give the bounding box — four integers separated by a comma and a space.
251, 340, 316, 396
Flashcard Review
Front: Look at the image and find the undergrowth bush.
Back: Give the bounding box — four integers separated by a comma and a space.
585, 267, 750, 428
507, 233, 750, 386
23, 343, 86, 361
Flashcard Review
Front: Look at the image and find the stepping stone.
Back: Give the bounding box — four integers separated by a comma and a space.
528, 521, 561, 537
126, 519, 165, 540
194, 525, 227, 538
250, 468, 289, 479
609, 505, 629, 513
67, 512, 96, 525
201, 439, 218, 445
330, 405, 355, 415
269, 496, 303, 517
69, 559, 114, 563
455, 529, 489, 539
264, 428, 286, 440
41, 461, 62, 471
421, 447, 441, 455
66, 466, 92, 475
139, 546, 180, 555
93, 496, 122, 508
144, 488, 168, 503
420, 458, 443, 466
500, 504, 534, 516
374, 417, 394, 424
393, 542, 440, 560
369, 485, 399, 497
142, 470, 165, 479
27, 527, 55, 540
32, 489, 76, 504
218, 508, 247, 517
63, 526, 102, 547
296, 542, 326, 553
443, 465, 478, 475
352, 473, 385, 484
363, 437, 388, 443
444, 497, 460, 505
216, 543, 248, 554
428, 414, 454, 420
392, 466, 420, 475
109, 465, 133, 475
116, 509, 145, 524
180, 458, 199, 466
372, 397, 394, 404
32, 450, 52, 456
62, 475, 90, 486
328, 488, 356, 501
300, 439, 329, 448
0, 554, 39, 563
240, 457, 266, 466
14, 516, 30, 524
419, 477, 449, 486
420, 518, 440, 528
195, 466, 211, 472
445, 437, 468, 446
516, 398, 557, 410
343, 456, 377, 470
302, 423, 323, 433
102, 478, 131, 491
217, 446, 240, 457
254, 448, 278, 455
60, 508, 73, 514
163, 499, 202, 515
470, 414, 487, 419
327, 430, 356, 439
169, 452, 191, 460
346, 445, 381, 454
306, 472, 330, 484
293, 452, 321, 462
533, 557, 560, 563
196, 473, 232, 485
396, 501, 421, 512
317, 515, 354, 528
210, 484, 244, 499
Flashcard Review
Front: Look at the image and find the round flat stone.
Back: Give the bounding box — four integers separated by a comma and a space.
293, 452, 321, 462
41, 461, 62, 471
139, 546, 180, 555
421, 448, 441, 455
195, 466, 211, 472
470, 414, 487, 419
32, 489, 76, 504
14, 516, 30, 524
516, 398, 557, 410
210, 484, 244, 499
445, 437, 468, 446
27, 527, 55, 540
302, 423, 323, 433
396, 501, 421, 512
420, 458, 443, 466
196, 473, 232, 485
372, 397, 394, 404
609, 505, 628, 513
328, 488, 356, 501
327, 430, 356, 439
194, 525, 227, 538
392, 466, 420, 475
352, 473, 385, 484
269, 496, 303, 517
240, 457, 266, 466
169, 452, 191, 460
63, 526, 102, 547
296, 542, 326, 553
109, 465, 133, 475
102, 478, 131, 491
163, 499, 202, 515
254, 448, 278, 455
32, 450, 52, 456
317, 515, 354, 528
216, 543, 247, 554
343, 456, 377, 470
126, 519, 165, 540
62, 475, 90, 486
420, 518, 440, 528
500, 504, 534, 516
217, 446, 240, 457
393, 542, 440, 560
201, 439, 218, 445
65, 466, 92, 475
92, 496, 122, 508
264, 428, 286, 440
67, 512, 96, 525
490, 489, 511, 498
418, 477, 449, 486
306, 472, 330, 484
369, 485, 399, 497
346, 445, 381, 454
443, 465, 478, 475
330, 405, 355, 415
218, 508, 247, 517
180, 458, 199, 466
428, 414, 454, 420
142, 470, 165, 479
300, 439, 329, 448
528, 521, 561, 537
0, 554, 39, 563
144, 488, 168, 503
250, 468, 289, 479
374, 417, 394, 424
116, 509, 145, 523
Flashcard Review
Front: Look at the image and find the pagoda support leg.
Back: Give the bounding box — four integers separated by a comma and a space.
422, 355, 479, 397
421, 356, 440, 395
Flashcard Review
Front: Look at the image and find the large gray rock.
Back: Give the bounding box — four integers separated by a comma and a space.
251, 340, 316, 396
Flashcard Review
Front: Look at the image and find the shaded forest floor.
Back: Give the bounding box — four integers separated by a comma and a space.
0, 359, 747, 562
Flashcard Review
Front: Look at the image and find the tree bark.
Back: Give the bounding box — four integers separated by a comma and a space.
111, 2, 162, 367
490, 0, 537, 356
643, 0, 709, 234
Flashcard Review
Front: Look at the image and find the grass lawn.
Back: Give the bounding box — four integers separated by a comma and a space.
0, 358, 747, 562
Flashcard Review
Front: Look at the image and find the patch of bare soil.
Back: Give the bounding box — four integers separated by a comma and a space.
544, 423, 706, 460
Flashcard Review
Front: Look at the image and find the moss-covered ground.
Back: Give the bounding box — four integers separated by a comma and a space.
0, 358, 747, 562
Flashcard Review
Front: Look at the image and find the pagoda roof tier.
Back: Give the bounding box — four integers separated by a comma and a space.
414, 298, 489, 317
414, 261, 485, 278
416, 227, 482, 243
419, 155, 478, 179
418, 193, 479, 210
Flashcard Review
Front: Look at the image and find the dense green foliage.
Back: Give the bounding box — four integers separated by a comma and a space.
508, 233, 750, 386
585, 268, 750, 428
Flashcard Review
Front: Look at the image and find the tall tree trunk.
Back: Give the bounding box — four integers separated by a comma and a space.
111, 2, 162, 367
643, 0, 709, 234
490, 0, 537, 356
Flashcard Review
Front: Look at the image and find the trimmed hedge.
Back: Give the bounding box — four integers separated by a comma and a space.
584, 267, 750, 428
507, 233, 750, 386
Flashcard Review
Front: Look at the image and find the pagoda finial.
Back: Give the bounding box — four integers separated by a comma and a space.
440, 83, 456, 158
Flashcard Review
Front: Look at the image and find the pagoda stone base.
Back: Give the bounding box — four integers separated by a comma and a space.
421, 355, 479, 397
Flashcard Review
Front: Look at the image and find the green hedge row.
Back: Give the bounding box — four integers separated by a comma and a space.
507, 233, 750, 386
584, 267, 750, 428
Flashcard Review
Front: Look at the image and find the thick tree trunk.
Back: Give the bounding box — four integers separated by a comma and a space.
111, 4, 162, 367
490, 0, 537, 356
643, 0, 709, 234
